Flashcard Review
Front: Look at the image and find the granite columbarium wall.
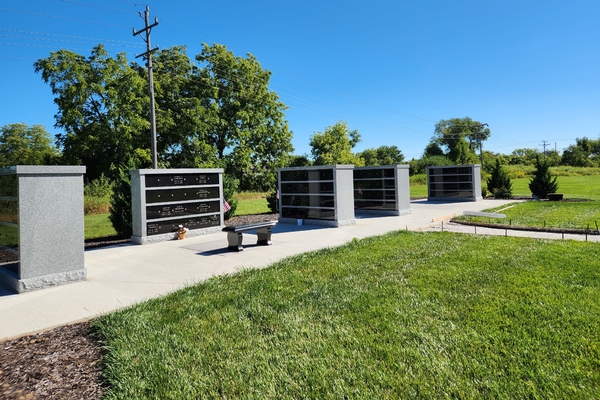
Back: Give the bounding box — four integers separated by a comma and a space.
130, 168, 225, 244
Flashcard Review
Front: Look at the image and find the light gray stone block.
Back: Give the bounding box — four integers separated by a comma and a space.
0, 165, 87, 293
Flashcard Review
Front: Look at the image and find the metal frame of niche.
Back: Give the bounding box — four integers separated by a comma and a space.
277, 165, 356, 227
0, 166, 87, 293
353, 165, 411, 216
130, 168, 225, 245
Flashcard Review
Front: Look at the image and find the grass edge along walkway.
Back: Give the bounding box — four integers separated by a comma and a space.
93, 231, 600, 399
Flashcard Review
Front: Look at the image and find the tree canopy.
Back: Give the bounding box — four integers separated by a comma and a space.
430, 117, 489, 165
561, 137, 600, 167
309, 121, 364, 166
358, 145, 405, 166
34, 43, 293, 189
0, 123, 59, 167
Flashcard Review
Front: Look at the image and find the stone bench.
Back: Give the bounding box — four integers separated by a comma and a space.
463, 211, 506, 218
222, 221, 277, 251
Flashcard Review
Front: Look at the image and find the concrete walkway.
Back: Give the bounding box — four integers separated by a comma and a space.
1, 199, 521, 341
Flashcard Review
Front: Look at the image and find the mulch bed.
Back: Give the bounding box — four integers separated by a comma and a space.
0, 322, 104, 400
1, 213, 279, 398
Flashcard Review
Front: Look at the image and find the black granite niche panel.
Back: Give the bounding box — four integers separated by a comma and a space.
354, 200, 397, 211
145, 173, 219, 187
281, 195, 334, 208
146, 187, 220, 203
353, 168, 394, 179
281, 207, 335, 220
280, 182, 334, 194
146, 214, 220, 235
280, 169, 334, 182
146, 201, 220, 220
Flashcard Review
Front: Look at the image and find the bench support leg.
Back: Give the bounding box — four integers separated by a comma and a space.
227, 231, 244, 252
256, 227, 272, 246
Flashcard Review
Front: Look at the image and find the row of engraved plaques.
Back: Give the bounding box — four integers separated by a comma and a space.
146, 201, 220, 220
145, 173, 219, 187
145, 187, 219, 204
147, 214, 220, 236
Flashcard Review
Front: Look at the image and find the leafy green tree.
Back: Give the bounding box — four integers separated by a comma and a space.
358, 145, 405, 166
529, 157, 559, 199
508, 148, 541, 165
409, 155, 453, 176
423, 142, 444, 157
286, 154, 312, 167
450, 136, 479, 165
309, 121, 364, 166
145, 46, 217, 169
34, 45, 150, 181
431, 117, 489, 164
194, 43, 293, 191
561, 137, 600, 167
0, 123, 60, 167
486, 158, 513, 199
35, 43, 294, 189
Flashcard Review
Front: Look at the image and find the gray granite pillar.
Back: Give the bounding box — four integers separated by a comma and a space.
0, 166, 87, 293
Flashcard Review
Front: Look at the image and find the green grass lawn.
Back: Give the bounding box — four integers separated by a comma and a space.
93, 232, 600, 399
234, 192, 270, 216
511, 175, 600, 200
458, 201, 600, 230
84, 213, 117, 239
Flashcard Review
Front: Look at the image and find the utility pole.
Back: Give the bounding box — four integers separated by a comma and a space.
133, 6, 159, 169
540, 140, 550, 160
473, 123, 488, 169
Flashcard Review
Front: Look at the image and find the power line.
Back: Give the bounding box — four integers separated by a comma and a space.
60, 0, 137, 15
0, 7, 130, 28
0, 28, 142, 45
0, 34, 144, 48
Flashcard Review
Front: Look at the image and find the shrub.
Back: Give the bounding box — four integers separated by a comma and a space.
410, 174, 427, 186
529, 157, 559, 199
84, 175, 113, 214
266, 191, 278, 213
109, 161, 134, 237
486, 159, 513, 199
222, 174, 238, 220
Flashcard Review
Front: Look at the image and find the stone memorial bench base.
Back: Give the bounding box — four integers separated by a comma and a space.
222, 221, 277, 251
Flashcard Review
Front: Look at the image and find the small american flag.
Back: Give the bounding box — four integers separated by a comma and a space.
222, 197, 232, 212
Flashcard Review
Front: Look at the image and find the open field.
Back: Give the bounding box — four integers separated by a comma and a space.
457, 201, 600, 231
93, 231, 600, 399
455, 175, 600, 230
511, 175, 600, 200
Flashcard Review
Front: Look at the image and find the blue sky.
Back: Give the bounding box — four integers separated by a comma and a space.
1, 0, 599, 160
